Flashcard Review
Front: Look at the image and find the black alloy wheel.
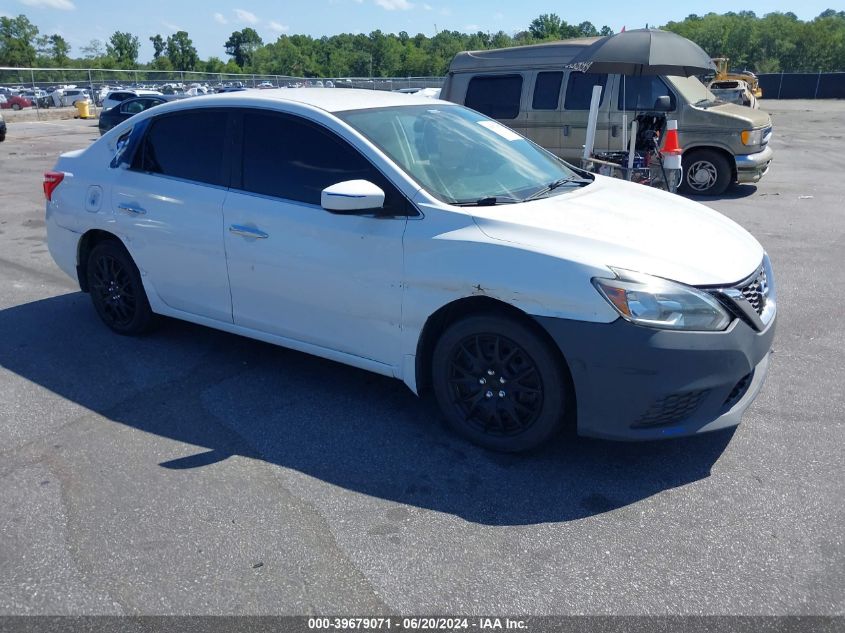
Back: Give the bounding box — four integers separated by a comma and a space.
432, 314, 569, 452
86, 241, 154, 335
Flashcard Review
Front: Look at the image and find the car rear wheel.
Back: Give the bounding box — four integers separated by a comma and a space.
432, 314, 568, 452
86, 241, 155, 335
679, 149, 732, 196
11, 103, 21, 111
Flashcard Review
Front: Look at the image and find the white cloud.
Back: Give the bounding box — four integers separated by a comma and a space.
19, 0, 76, 9
213, 12, 228, 24
234, 8, 258, 24
162, 21, 181, 32
268, 20, 289, 32
422, 3, 432, 9
464, 24, 480, 31
374, 0, 413, 10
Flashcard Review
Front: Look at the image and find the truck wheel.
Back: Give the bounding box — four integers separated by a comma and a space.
680, 149, 732, 196
432, 313, 569, 452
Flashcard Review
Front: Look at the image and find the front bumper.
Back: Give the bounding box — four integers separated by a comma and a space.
534, 312, 776, 441
735, 145, 774, 183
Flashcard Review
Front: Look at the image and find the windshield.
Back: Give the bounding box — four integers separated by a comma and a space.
337, 104, 585, 205
666, 75, 719, 106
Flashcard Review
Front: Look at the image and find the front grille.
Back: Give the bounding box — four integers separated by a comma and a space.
723, 372, 754, 410
631, 390, 709, 429
738, 265, 768, 316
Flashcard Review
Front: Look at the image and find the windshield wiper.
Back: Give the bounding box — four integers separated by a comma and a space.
455, 196, 520, 207
523, 176, 591, 202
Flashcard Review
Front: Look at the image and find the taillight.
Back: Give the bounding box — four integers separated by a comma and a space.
43, 171, 64, 201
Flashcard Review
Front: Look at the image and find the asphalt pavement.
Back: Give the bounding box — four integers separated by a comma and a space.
0, 102, 843, 615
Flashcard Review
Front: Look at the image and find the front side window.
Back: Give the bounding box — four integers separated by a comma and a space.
618, 75, 676, 111
338, 104, 585, 205
240, 111, 407, 214
465, 75, 523, 120
132, 110, 228, 186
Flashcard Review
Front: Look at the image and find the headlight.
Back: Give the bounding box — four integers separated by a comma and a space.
741, 129, 763, 146
592, 268, 731, 331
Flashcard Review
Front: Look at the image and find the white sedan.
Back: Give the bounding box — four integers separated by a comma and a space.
45, 89, 776, 451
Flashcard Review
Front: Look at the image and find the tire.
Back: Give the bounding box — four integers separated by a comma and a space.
432, 313, 569, 452
11, 103, 21, 111
679, 149, 732, 196
86, 240, 155, 335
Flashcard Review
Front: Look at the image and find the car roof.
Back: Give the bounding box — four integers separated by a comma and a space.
156, 88, 449, 114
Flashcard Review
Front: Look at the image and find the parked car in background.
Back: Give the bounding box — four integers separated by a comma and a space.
708, 79, 758, 108
53, 88, 90, 107
0, 112, 6, 142
102, 89, 163, 111
0, 94, 32, 110
217, 86, 247, 93
45, 89, 776, 452
98, 96, 167, 135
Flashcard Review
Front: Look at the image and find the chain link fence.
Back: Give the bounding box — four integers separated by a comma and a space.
0, 67, 445, 118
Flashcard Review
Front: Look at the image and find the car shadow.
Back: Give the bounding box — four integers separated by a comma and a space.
0, 292, 735, 526
685, 184, 758, 202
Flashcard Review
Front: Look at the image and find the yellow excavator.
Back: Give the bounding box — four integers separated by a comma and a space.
711, 57, 763, 98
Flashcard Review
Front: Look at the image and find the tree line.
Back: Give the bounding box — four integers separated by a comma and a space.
2, 10, 844, 78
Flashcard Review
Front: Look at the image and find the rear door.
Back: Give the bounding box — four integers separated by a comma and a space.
110, 109, 233, 322
525, 71, 564, 157
560, 71, 609, 161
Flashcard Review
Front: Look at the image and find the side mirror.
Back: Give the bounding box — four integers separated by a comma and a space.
653, 95, 673, 111
321, 180, 385, 214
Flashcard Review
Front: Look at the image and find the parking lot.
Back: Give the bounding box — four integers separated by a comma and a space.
0, 100, 843, 615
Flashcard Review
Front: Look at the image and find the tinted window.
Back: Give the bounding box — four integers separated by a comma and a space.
532, 72, 563, 110
465, 75, 522, 119
121, 100, 146, 114
618, 75, 676, 111
240, 111, 407, 214
133, 110, 228, 186
564, 72, 608, 110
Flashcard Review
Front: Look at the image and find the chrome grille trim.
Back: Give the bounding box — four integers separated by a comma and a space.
707, 255, 776, 332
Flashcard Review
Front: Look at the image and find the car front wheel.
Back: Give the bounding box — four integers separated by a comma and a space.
86, 241, 155, 335
679, 149, 732, 196
432, 314, 569, 452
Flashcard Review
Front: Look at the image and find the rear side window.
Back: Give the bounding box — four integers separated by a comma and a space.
618, 75, 676, 111
532, 72, 563, 110
133, 110, 228, 186
240, 111, 407, 214
465, 75, 522, 120
112, 93, 130, 102
564, 73, 608, 110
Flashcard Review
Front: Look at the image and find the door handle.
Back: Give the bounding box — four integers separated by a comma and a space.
563, 125, 570, 137
229, 225, 269, 239
117, 202, 146, 215
611, 125, 619, 138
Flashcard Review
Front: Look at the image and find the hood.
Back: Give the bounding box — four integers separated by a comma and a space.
470, 176, 763, 287
698, 101, 771, 128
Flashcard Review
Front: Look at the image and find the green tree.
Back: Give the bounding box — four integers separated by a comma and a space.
224, 28, 263, 68
0, 14, 39, 66
529, 13, 563, 40
107, 31, 140, 67
80, 39, 105, 59
149, 34, 165, 60
166, 31, 199, 70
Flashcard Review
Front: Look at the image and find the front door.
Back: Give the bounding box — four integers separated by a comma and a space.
223, 110, 407, 367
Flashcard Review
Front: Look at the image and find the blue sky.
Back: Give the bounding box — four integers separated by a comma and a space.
0, 0, 837, 62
